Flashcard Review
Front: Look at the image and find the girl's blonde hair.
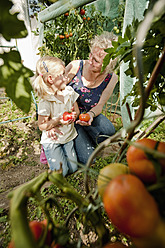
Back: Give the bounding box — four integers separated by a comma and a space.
90, 31, 118, 73
32, 56, 65, 98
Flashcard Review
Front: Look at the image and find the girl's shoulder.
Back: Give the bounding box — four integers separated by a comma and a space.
65, 85, 74, 92
65, 85, 79, 96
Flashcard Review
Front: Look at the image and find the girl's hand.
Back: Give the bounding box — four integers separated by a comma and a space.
71, 111, 78, 122
46, 127, 63, 140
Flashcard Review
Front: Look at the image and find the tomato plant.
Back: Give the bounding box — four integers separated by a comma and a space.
37, 5, 115, 65
127, 138, 165, 183
103, 174, 160, 238
63, 111, 73, 121
97, 163, 130, 198
79, 113, 90, 122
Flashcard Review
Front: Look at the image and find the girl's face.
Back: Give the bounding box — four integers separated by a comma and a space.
50, 66, 68, 92
88, 47, 107, 73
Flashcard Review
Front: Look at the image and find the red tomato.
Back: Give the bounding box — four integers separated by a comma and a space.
83, 17, 86, 20
103, 242, 126, 248
64, 12, 69, 16
8, 240, 14, 248
59, 35, 65, 39
63, 111, 73, 121
30, 220, 52, 245
8, 220, 52, 247
79, 113, 90, 122
29, 221, 43, 241
103, 174, 160, 238
127, 138, 165, 183
65, 34, 70, 38
80, 9, 85, 15
51, 243, 64, 248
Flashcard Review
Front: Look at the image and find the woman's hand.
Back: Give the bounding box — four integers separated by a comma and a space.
76, 112, 93, 126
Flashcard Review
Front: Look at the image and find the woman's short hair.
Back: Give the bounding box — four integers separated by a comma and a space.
90, 31, 118, 73
90, 31, 117, 50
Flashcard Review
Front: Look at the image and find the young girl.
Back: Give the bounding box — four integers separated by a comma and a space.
32, 55, 80, 176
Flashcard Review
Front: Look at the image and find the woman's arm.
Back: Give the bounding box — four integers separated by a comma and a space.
65, 60, 81, 84
76, 73, 118, 126
88, 73, 118, 117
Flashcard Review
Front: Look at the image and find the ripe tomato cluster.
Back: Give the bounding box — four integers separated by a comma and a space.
127, 138, 165, 183
99, 138, 165, 248
59, 33, 73, 39
8, 220, 64, 248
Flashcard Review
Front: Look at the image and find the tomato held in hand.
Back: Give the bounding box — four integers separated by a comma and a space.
80, 9, 85, 15
103, 174, 160, 238
63, 111, 73, 121
127, 138, 165, 183
79, 113, 90, 122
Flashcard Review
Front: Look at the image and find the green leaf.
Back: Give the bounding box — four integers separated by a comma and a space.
101, 53, 111, 72
158, 92, 165, 106
0, 0, 28, 41
0, 51, 34, 113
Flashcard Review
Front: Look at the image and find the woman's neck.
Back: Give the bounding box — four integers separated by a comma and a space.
82, 62, 107, 88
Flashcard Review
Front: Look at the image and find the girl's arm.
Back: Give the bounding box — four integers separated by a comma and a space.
72, 101, 80, 121
38, 115, 61, 131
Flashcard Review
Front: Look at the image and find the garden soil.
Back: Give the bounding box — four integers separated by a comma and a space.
0, 117, 121, 211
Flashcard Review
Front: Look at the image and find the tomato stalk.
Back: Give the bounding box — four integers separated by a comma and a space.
48, 171, 109, 245
8, 171, 48, 248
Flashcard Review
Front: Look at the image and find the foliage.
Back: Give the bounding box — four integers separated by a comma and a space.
0, 0, 34, 113
102, 13, 165, 113
140, 118, 165, 142
36, 3, 124, 65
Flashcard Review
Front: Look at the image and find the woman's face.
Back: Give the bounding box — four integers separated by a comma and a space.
88, 47, 107, 73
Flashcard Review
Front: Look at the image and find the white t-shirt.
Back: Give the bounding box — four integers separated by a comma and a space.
38, 86, 79, 144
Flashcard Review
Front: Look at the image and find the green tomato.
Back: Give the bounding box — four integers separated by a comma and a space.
97, 163, 130, 198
